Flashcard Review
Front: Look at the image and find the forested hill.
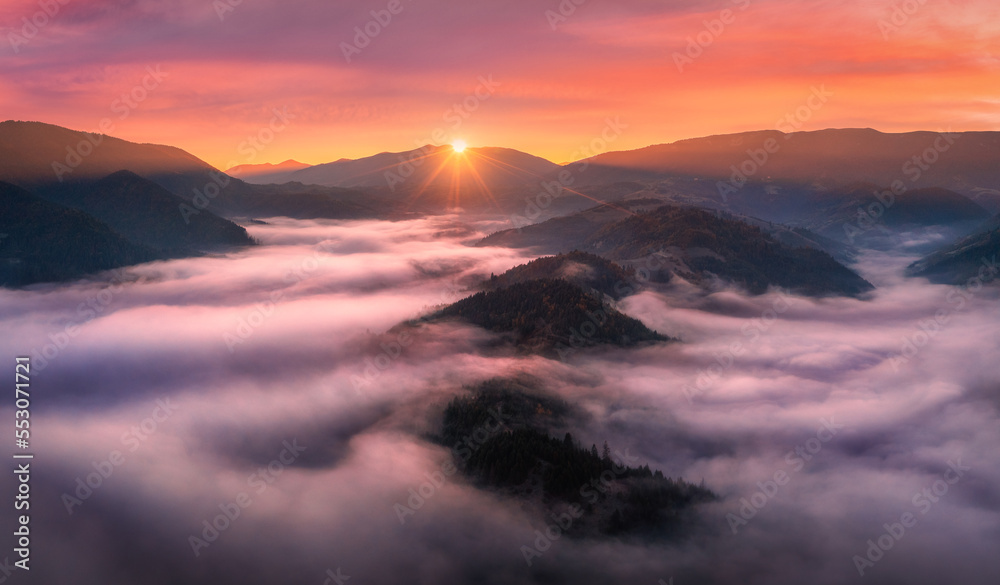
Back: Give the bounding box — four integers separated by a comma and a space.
481, 251, 643, 300
439, 379, 715, 538
480, 205, 874, 297
586, 206, 874, 296
430, 278, 669, 357
906, 224, 1000, 285
42, 170, 255, 253
0, 181, 160, 287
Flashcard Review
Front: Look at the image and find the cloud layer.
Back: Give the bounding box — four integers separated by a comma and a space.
0, 217, 998, 584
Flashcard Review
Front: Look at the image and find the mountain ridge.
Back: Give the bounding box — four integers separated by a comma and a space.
0, 181, 161, 287
0, 121, 382, 220
482, 204, 875, 297
573, 128, 1000, 207
38, 170, 255, 253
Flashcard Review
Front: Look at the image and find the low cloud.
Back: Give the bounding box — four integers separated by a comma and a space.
0, 216, 997, 584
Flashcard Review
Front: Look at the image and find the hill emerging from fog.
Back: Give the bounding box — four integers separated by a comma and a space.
428, 278, 669, 357
483, 205, 874, 297
481, 251, 645, 300
439, 378, 715, 538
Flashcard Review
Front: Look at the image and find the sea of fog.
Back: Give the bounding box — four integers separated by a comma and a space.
1, 216, 997, 585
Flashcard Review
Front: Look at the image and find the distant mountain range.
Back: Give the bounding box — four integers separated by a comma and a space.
230, 144, 561, 191
226, 159, 311, 182
220, 127, 1000, 243
527, 129, 999, 254
2, 120, 998, 290
576, 128, 1000, 209
0, 121, 379, 220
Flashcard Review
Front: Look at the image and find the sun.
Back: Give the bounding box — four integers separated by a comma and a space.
452, 139, 467, 153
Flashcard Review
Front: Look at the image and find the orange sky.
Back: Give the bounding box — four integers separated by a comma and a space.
1, 0, 997, 169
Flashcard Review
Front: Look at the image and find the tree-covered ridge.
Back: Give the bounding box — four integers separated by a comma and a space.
906, 223, 1000, 285
440, 379, 715, 537
0, 181, 161, 287
587, 206, 874, 296
431, 278, 669, 355
482, 251, 640, 300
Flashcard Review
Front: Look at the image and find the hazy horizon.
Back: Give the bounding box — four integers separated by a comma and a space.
3, 0, 998, 168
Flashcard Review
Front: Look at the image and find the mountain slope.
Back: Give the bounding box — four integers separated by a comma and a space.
483, 205, 873, 297
480, 201, 635, 250
578, 129, 1000, 206
226, 160, 311, 183
40, 170, 254, 252
440, 379, 715, 537
0, 120, 213, 188
793, 183, 990, 241
259, 144, 562, 191
588, 207, 874, 296
878, 187, 990, 226
482, 251, 641, 300
429, 279, 669, 356
0, 121, 379, 220
213, 182, 378, 220
906, 225, 1000, 285
0, 182, 159, 287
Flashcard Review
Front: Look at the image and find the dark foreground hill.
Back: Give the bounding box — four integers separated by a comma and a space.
40, 170, 254, 252
0, 182, 160, 287
437, 378, 715, 539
